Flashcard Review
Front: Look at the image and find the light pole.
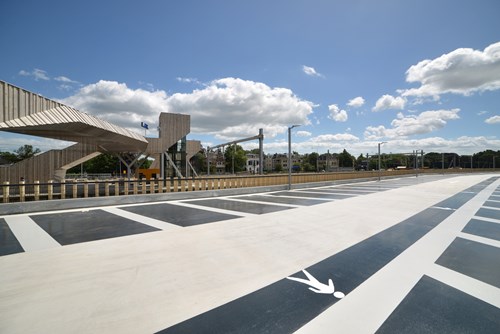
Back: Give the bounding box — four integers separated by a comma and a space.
288, 125, 301, 190
378, 141, 387, 181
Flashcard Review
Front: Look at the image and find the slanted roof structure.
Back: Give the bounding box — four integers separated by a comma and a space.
0, 80, 148, 152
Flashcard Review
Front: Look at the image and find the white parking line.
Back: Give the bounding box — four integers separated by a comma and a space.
426, 263, 500, 308
222, 197, 300, 208
4, 216, 60, 251
170, 200, 256, 217
295, 176, 500, 334
102, 207, 182, 231
458, 231, 500, 248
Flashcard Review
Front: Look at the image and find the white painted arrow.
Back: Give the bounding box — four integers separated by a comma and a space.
287, 269, 345, 298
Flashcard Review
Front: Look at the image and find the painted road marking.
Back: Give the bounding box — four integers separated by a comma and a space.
287, 269, 345, 298
295, 176, 500, 334
159, 177, 499, 333
4, 216, 61, 251
103, 207, 182, 231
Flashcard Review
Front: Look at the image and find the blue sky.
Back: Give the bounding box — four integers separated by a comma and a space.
1, 0, 499, 157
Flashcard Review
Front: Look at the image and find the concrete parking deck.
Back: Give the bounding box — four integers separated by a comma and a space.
1, 174, 499, 333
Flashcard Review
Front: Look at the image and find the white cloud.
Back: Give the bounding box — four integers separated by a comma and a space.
347, 96, 365, 108
296, 130, 312, 137
328, 104, 348, 122
372, 94, 406, 112
281, 135, 499, 156
402, 41, 500, 98
313, 133, 360, 142
485, 115, 500, 124
54, 76, 78, 83
167, 77, 314, 139
384, 136, 500, 155
364, 109, 460, 139
61, 78, 314, 140
61, 80, 169, 134
19, 68, 50, 81
176, 77, 202, 85
302, 65, 324, 77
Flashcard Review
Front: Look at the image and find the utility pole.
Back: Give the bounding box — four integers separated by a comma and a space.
288, 125, 300, 190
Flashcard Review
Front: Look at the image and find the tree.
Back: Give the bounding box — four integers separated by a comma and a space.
14, 145, 41, 161
224, 144, 247, 173
67, 153, 119, 174
473, 149, 500, 168
0, 151, 19, 164
338, 149, 354, 167
249, 148, 262, 155
191, 151, 207, 173
301, 152, 319, 172
356, 153, 367, 170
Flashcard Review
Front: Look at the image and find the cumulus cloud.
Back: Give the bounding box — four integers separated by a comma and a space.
250, 132, 359, 154
190, 132, 499, 157
54, 76, 78, 83
485, 115, 500, 124
296, 130, 312, 137
347, 96, 365, 108
364, 109, 460, 139
61, 78, 314, 140
402, 42, 500, 98
61, 80, 169, 133
372, 94, 406, 112
328, 104, 348, 122
19, 68, 50, 81
302, 65, 324, 77
176, 77, 202, 85
313, 133, 359, 142
166, 77, 314, 139
385, 136, 500, 155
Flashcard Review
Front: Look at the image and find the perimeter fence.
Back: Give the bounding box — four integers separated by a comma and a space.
0, 169, 495, 203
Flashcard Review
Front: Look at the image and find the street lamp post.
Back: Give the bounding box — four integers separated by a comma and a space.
378, 141, 387, 181
288, 125, 301, 190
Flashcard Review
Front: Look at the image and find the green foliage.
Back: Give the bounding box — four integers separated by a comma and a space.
338, 149, 354, 167
138, 157, 152, 169
0, 145, 41, 163
0, 151, 19, 163
472, 150, 500, 168
14, 145, 41, 160
192, 151, 207, 173
224, 145, 247, 173
67, 153, 120, 174
248, 148, 262, 155
301, 152, 319, 172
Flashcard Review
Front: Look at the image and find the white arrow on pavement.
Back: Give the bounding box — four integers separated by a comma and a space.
287, 269, 345, 298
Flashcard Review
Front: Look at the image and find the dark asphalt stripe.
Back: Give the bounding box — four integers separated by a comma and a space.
158, 178, 497, 334
484, 200, 500, 208
475, 208, 500, 220
375, 275, 500, 333
122, 203, 240, 227
301, 188, 378, 194
31, 210, 160, 245
462, 218, 500, 241
234, 195, 327, 206
0, 218, 24, 256
272, 191, 354, 199
435, 237, 500, 288
184, 199, 292, 214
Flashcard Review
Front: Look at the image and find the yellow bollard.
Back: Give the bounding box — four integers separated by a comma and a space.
34, 180, 40, 201
3, 181, 10, 203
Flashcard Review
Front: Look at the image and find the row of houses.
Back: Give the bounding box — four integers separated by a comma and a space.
209, 151, 341, 174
